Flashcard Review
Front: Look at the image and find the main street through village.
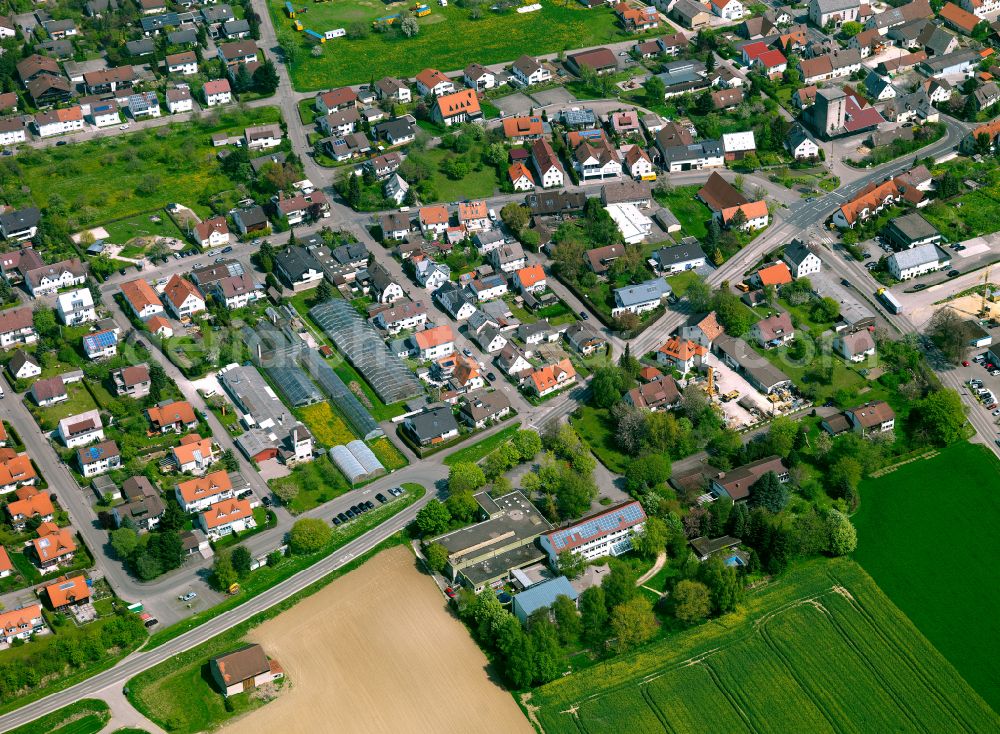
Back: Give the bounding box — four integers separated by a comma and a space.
1, 0, 997, 729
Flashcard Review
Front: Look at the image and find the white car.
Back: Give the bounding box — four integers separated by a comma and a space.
179, 592, 197, 602
119, 124, 130, 131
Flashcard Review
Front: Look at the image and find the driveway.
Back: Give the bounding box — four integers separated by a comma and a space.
492, 92, 535, 117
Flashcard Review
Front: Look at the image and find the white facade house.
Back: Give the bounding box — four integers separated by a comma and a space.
91, 101, 121, 127
200, 498, 256, 539
511, 55, 551, 86
204, 79, 232, 106
711, 0, 745, 20
166, 52, 198, 75
415, 259, 451, 291
57, 410, 105, 448
782, 241, 822, 279
540, 500, 647, 566
887, 244, 950, 280
0, 120, 26, 147
166, 88, 193, 114
35, 108, 85, 138
605, 203, 653, 244
56, 288, 97, 325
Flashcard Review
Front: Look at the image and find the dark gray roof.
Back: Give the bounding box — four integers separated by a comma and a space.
223, 18, 250, 35
374, 117, 415, 141
140, 12, 180, 31
655, 241, 706, 267
126, 38, 156, 56
406, 406, 458, 441
0, 207, 41, 233
887, 212, 938, 241
783, 240, 815, 268
332, 242, 368, 264
275, 246, 322, 281
168, 28, 198, 45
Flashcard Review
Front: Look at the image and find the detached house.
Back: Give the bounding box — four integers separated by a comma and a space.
751, 312, 795, 348
0, 306, 38, 348
56, 288, 96, 326
193, 216, 229, 248
369, 262, 405, 303
112, 364, 151, 398
463, 63, 496, 91
376, 76, 412, 104
172, 435, 218, 474
203, 79, 232, 107
30, 376, 67, 407
433, 88, 482, 127
163, 274, 206, 320
274, 246, 324, 291
657, 336, 707, 373
77, 440, 121, 478
166, 51, 198, 76
511, 55, 551, 86
34, 107, 84, 137
529, 359, 577, 397
834, 329, 876, 362
25, 258, 86, 296
148, 400, 198, 434
176, 470, 233, 513
531, 139, 565, 188
200, 498, 255, 539
846, 401, 895, 435
83, 329, 118, 360
783, 240, 821, 278
415, 68, 454, 97
6, 487, 52, 529
121, 278, 164, 320
32, 523, 77, 569
0, 209, 41, 242
415, 324, 455, 360
419, 205, 450, 238
57, 410, 104, 448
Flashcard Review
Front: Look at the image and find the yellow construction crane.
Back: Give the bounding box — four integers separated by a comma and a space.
705, 366, 715, 396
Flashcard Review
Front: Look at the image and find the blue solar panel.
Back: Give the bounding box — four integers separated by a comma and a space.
85, 330, 117, 350
549, 502, 645, 551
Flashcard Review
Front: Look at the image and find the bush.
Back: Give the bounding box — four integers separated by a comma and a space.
289, 518, 332, 555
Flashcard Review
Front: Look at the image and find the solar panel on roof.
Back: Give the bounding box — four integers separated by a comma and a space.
550, 504, 645, 551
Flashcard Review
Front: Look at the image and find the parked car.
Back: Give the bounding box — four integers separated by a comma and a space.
332, 516, 341, 526
364, 500, 374, 510
912, 283, 927, 291
337, 512, 348, 523
345, 509, 355, 519
375, 493, 388, 504
580, 311, 589, 319
445, 587, 457, 599
948, 269, 959, 277
178, 592, 197, 602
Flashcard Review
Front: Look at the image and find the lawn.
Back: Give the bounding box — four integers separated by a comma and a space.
665, 269, 703, 298
922, 191, 1000, 242
6, 700, 110, 734
29, 382, 99, 430
442, 422, 521, 466
101, 212, 184, 247
269, 0, 630, 90
531, 558, 1000, 733
853, 441, 1000, 714
0, 107, 283, 227
569, 404, 628, 474
417, 146, 498, 203
653, 186, 710, 240
270, 455, 351, 514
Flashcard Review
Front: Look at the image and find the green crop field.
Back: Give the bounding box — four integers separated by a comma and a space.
268, 0, 631, 90
853, 441, 1000, 714
6, 700, 110, 734
528, 558, 999, 734
0, 108, 282, 228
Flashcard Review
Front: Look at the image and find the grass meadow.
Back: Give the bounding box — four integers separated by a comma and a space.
852, 441, 1000, 714
529, 558, 999, 733
268, 0, 632, 90
0, 108, 282, 227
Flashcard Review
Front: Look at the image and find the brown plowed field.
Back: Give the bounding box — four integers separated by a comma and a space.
219, 546, 532, 734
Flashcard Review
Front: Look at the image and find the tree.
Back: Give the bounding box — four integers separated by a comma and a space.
644, 74, 665, 106
211, 551, 238, 591
840, 20, 862, 36
424, 542, 449, 573
512, 430, 542, 461
825, 509, 857, 555
603, 562, 637, 611
415, 499, 452, 536
552, 594, 582, 646
448, 462, 486, 495
445, 490, 479, 523
698, 556, 742, 614
624, 455, 671, 495
632, 516, 668, 558
33, 307, 58, 340
233, 62, 253, 93
767, 415, 800, 458
685, 274, 713, 313
610, 596, 658, 652
231, 545, 252, 576
252, 59, 279, 94
557, 549, 587, 580
258, 240, 275, 272
556, 466, 597, 519
712, 291, 756, 336
618, 342, 641, 379
672, 580, 711, 624
289, 518, 331, 555
221, 449, 239, 472
590, 366, 628, 408
400, 16, 419, 36
500, 202, 530, 235
749, 471, 789, 513
316, 278, 334, 303
579, 586, 609, 648
926, 307, 977, 362
812, 296, 841, 323
110, 527, 138, 560
529, 614, 562, 684
272, 480, 299, 505
911, 389, 966, 446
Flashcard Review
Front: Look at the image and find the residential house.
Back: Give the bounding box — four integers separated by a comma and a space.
530, 139, 565, 188
511, 55, 551, 85
45, 576, 92, 611
319, 107, 361, 136
623, 145, 655, 179
490, 242, 526, 274
611, 278, 671, 317
384, 173, 409, 205
564, 323, 607, 356
34, 107, 84, 137
469, 275, 508, 302
56, 288, 96, 326
0, 210, 41, 242
121, 278, 164, 320
419, 205, 450, 238
415, 259, 451, 291
435, 282, 477, 321
245, 124, 282, 150
376, 76, 411, 103
166, 51, 198, 75
503, 115, 544, 142
508, 162, 535, 191
711, 0, 745, 18
316, 87, 358, 114
793, 85, 818, 109
112, 477, 165, 531
514, 265, 546, 294
751, 312, 795, 348
82, 329, 117, 360
529, 358, 577, 397
147, 400, 198, 434
464, 63, 496, 91
710, 455, 789, 501
569, 130, 622, 180
200, 498, 255, 539
6, 487, 52, 529
459, 390, 512, 429
566, 48, 618, 75
657, 336, 707, 373
112, 364, 151, 398
166, 87, 194, 114
175, 469, 233, 512
458, 200, 490, 231
832, 175, 926, 228
626, 375, 680, 410
171, 435, 218, 474
57, 410, 104, 448
380, 211, 412, 241
8, 351, 41, 380
217, 40, 258, 67
83, 66, 136, 94
193, 216, 229, 249
24, 258, 86, 296
414, 324, 455, 360
682, 311, 724, 348
670, 0, 712, 28
204, 79, 232, 106
0, 118, 27, 147
90, 100, 121, 127
786, 125, 820, 160
834, 329, 876, 362
30, 376, 67, 407
33, 523, 77, 569
274, 246, 324, 291
846, 400, 895, 434
374, 300, 428, 334
369, 262, 405, 303
404, 406, 459, 446
654, 241, 707, 274
0, 605, 44, 644
373, 117, 416, 147
210, 645, 283, 697
752, 262, 793, 288
163, 274, 206, 320
77, 440, 121, 478
415, 68, 454, 97
783, 240, 822, 278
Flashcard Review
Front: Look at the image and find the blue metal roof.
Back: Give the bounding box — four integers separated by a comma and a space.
513, 577, 578, 618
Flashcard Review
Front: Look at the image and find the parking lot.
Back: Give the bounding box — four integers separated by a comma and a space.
491, 92, 535, 117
